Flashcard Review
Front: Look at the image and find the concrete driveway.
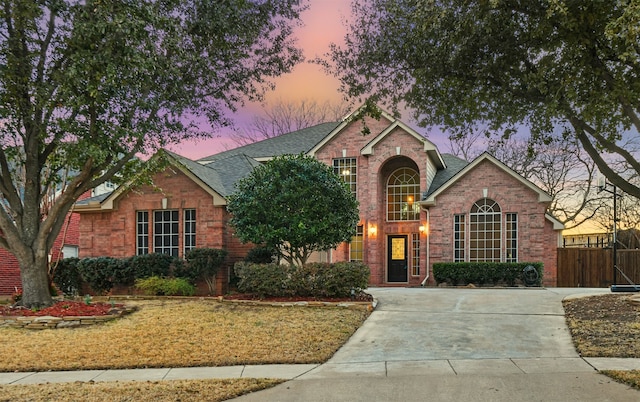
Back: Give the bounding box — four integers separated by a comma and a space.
235, 287, 640, 401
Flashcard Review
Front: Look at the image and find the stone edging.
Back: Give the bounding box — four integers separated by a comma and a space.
0, 306, 138, 330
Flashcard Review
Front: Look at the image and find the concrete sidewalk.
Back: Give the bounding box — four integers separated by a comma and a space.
1, 357, 640, 385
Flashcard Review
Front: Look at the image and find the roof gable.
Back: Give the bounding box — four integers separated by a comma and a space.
422, 152, 552, 206
360, 120, 446, 169
75, 150, 229, 212
307, 104, 396, 156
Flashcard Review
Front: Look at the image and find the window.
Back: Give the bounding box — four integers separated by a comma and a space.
136, 211, 149, 255
506, 213, 518, 262
411, 233, 420, 276
387, 168, 421, 221
184, 209, 196, 254
333, 158, 357, 197
453, 214, 466, 262
469, 198, 501, 262
154, 210, 179, 257
350, 225, 364, 262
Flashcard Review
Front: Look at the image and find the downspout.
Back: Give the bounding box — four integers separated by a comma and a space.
421, 208, 430, 287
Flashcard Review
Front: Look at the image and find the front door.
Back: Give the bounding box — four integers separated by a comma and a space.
387, 235, 408, 282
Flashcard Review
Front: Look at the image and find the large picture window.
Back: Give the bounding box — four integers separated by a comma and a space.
154, 210, 179, 257
333, 158, 357, 197
387, 168, 420, 221
469, 198, 501, 262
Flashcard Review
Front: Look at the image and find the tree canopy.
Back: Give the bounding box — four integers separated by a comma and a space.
0, 0, 305, 307
327, 0, 640, 198
227, 154, 360, 266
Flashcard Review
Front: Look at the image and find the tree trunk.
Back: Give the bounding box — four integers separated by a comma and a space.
18, 252, 53, 308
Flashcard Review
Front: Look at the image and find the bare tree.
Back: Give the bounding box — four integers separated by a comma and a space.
231, 99, 352, 145
446, 124, 485, 161
487, 135, 601, 229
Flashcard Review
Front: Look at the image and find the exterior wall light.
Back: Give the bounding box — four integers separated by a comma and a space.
368, 225, 377, 237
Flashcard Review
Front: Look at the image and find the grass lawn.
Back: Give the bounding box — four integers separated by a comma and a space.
0, 298, 369, 401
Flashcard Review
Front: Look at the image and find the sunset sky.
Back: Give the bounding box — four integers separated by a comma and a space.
170, 0, 349, 159
170, 0, 449, 159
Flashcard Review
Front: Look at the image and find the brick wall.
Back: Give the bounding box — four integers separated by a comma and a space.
315, 115, 431, 286
426, 159, 558, 286
78, 168, 248, 295
0, 249, 21, 296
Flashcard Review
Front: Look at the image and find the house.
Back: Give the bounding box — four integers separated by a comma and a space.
74, 107, 563, 294
1, 195, 83, 297
0, 187, 114, 297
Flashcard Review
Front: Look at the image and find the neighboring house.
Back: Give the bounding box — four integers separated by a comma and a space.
75, 107, 563, 294
0, 189, 108, 297
0, 203, 82, 297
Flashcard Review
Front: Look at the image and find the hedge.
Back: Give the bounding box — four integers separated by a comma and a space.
234, 261, 370, 298
51, 249, 225, 296
432, 262, 543, 287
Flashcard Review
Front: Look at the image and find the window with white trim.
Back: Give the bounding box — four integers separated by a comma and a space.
154, 210, 179, 257
333, 158, 357, 197
506, 213, 518, 262
184, 209, 196, 254
453, 214, 466, 262
411, 233, 420, 276
469, 198, 501, 262
387, 168, 421, 221
136, 211, 149, 255
350, 225, 364, 262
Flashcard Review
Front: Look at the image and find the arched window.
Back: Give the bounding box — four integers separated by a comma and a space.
387, 168, 420, 221
469, 198, 501, 262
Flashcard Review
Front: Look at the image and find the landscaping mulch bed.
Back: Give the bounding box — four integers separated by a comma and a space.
0, 301, 125, 317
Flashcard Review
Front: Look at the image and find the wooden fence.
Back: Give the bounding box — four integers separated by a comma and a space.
557, 248, 640, 287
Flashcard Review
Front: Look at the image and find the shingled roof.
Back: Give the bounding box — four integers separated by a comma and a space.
424, 153, 469, 198
197, 121, 341, 163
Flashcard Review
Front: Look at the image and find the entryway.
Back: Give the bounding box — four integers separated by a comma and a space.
387, 235, 408, 282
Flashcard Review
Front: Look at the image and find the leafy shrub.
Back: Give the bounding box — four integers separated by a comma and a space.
181, 248, 227, 294
234, 262, 292, 298
433, 262, 543, 287
128, 253, 177, 279
51, 257, 83, 297
234, 261, 370, 298
77, 257, 123, 294
135, 276, 195, 296
313, 261, 370, 297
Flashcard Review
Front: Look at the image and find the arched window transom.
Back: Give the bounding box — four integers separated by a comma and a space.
387, 168, 420, 221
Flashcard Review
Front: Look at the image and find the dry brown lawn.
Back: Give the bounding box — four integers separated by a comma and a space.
0, 299, 370, 372
563, 294, 640, 389
0, 379, 283, 402
0, 299, 369, 401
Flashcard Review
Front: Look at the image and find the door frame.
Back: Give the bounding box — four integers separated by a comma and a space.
387, 234, 409, 283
